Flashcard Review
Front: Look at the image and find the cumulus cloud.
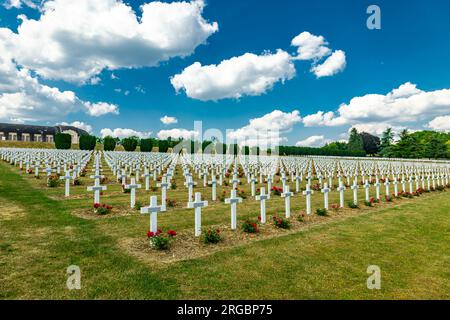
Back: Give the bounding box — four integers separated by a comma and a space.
160, 115, 178, 125
311, 50, 346, 78
58, 121, 93, 133
171, 50, 295, 101
84, 102, 119, 117
291, 31, 346, 78
291, 32, 331, 61
0, 28, 119, 122
302, 83, 450, 133
3, 0, 38, 9
157, 128, 199, 140
427, 115, 450, 132
2, 0, 218, 83
227, 110, 301, 148
100, 128, 151, 139
349, 123, 405, 136
295, 135, 330, 147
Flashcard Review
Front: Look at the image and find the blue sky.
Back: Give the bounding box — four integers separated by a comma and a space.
1, 0, 450, 146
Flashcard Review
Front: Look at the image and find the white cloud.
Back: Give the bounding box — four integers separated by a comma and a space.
291, 31, 346, 78
227, 110, 302, 147
0, 28, 119, 122
157, 128, 199, 140
3, 0, 38, 9
84, 102, 119, 117
160, 115, 178, 125
302, 83, 450, 132
89, 77, 101, 85
171, 50, 295, 101
58, 121, 93, 133
295, 135, 330, 147
311, 50, 346, 78
100, 128, 151, 139
291, 31, 331, 61
427, 115, 450, 132
2, 0, 218, 83
350, 123, 405, 136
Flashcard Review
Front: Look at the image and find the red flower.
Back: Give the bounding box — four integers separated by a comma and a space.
157, 229, 162, 235
257, 216, 261, 221
216, 229, 220, 234
94, 203, 100, 208
147, 231, 155, 238
168, 230, 177, 237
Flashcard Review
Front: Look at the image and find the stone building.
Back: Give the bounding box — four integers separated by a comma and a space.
0, 123, 89, 144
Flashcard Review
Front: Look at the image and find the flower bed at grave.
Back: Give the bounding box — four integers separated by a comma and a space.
271, 186, 283, 196
121, 184, 130, 193
47, 175, 60, 188
272, 216, 291, 229
242, 219, 260, 233
94, 203, 113, 215
147, 229, 177, 250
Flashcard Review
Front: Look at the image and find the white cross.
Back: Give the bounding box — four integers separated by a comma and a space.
87, 180, 107, 204
142, 167, 152, 191
141, 196, 165, 234
337, 181, 346, 208
157, 176, 169, 210
375, 177, 381, 200
225, 189, 243, 230
208, 176, 218, 201
364, 180, 371, 202
321, 183, 331, 210
188, 192, 208, 237
59, 170, 73, 197
384, 179, 391, 196
125, 178, 141, 208
351, 179, 359, 205
302, 185, 314, 215
281, 185, 293, 218
230, 174, 240, 189
393, 179, 399, 197
184, 176, 197, 203
250, 175, 257, 197
255, 187, 268, 224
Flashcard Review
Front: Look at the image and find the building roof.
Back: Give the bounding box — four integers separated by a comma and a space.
0, 123, 89, 136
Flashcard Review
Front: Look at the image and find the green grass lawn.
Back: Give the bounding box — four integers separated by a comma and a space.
1, 160, 449, 299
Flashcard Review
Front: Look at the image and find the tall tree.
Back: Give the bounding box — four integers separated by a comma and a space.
347, 128, 364, 151
424, 136, 448, 159
360, 132, 380, 155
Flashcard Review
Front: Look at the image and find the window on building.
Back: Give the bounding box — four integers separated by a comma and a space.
46, 135, 54, 143
0, 132, 5, 141
8, 133, 18, 141
34, 134, 42, 142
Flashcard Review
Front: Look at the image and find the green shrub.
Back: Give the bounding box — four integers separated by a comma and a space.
147, 229, 177, 250
79, 134, 97, 150
103, 136, 116, 151
316, 208, 328, 216
203, 229, 222, 244
242, 220, 260, 233
348, 201, 359, 209
47, 175, 60, 188
272, 216, 291, 229
54, 133, 71, 149
122, 137, 138, 152
140, 138, 154, 152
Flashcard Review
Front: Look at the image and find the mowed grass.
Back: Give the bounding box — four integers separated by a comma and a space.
1, 161, 450, 299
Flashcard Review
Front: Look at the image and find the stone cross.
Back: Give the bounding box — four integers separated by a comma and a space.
375, 177, 381, 200
184, 176, 197, 203
255, 187, 268, 224
225, 189, 243, 230
302, 185, 313, 215
351, 179, 359, 205
393, 179, 399, 197
321, 183, 331, 210
141, 195, 164, 234
281, 185, 293, 218
266, 175, 273, 198
295, 175, 301, 193
250, 175, 257, 197
337, 180, 346, 208
364, 180, 370, 202
230, 173, 240, 189
384, 179, 391, 197
157, 176, 169, 210
208, 176, 218, 201
125, 178, 141, 208
87, 179, 107, 204
142, 167, 151, 191
59, 170, 73, 197
188, 192, 208, 237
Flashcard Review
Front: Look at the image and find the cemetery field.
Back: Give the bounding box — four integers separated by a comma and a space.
1, 159, 450, 300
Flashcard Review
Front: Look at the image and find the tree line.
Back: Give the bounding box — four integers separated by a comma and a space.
54, 128, 450, 159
